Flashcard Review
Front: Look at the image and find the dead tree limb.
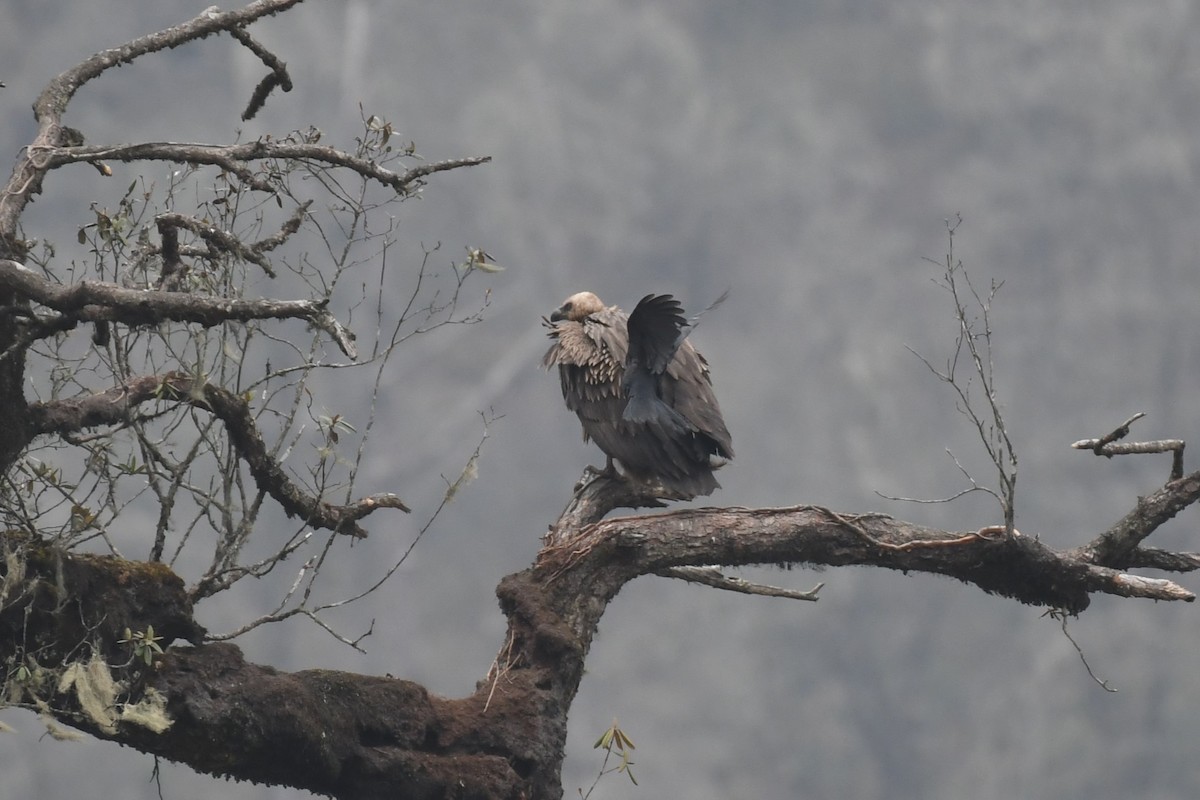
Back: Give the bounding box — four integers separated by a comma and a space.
1070, 413, 1197, 562
0, 0, 304, 238
0, 258, 357, 357
26, 372, 408, 538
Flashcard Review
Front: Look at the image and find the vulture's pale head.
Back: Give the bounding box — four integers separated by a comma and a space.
550, 291, 605, 322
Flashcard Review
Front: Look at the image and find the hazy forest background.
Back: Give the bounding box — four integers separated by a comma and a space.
3, 1, 1200, 798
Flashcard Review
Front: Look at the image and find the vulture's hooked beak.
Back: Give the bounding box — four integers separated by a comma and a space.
549, 306, 568, 322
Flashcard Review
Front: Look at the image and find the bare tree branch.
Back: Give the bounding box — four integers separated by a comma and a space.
657, 566, 824, 600
0, 259, 357, 357
1072, 412, 1185, 480
1118, 546, 1200, 572
185, 378, 410, 533
27, 372, 409, 538
1083, 411, 1146, 448
227, 23, 294, 120
34, 140, 490, 197
0, 0, 304, 238
538, 493, 1195, 612
156, 210, 300, 281
1069, 468, 1200, 567
1072, 439, 1187, 458
27, 373, 167, 435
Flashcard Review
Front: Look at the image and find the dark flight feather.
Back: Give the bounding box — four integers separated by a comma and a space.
622, 294, 694, 433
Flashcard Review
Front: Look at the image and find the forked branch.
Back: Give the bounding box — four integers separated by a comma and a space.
1072, 411, 1185, 480
0, 0, 304, 237
1071, 413, 1198, 565
28, 371, 408, 538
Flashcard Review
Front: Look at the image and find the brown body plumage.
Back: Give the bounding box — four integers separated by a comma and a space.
542, 291, 733, 498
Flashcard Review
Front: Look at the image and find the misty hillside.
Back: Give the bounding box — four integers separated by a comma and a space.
2, 1, 1199, 798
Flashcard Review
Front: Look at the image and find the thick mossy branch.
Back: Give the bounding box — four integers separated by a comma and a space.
3, 454, 1197, 800
140, 645, 528, 799
0, 537, 546, 800
0, 535, 204, 656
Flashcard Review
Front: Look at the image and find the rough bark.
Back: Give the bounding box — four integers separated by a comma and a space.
3, 465, 1197, 799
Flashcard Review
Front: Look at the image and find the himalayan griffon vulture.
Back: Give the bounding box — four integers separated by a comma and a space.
542, 291, 733, 498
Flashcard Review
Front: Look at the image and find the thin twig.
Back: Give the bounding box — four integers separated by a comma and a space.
1044, 608, 1117, 692
657, 567, 823, 600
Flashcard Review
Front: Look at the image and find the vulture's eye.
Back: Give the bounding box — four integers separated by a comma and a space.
563, 302, 573, 312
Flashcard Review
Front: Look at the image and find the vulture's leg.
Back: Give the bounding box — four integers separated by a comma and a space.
575, 457, 623, 492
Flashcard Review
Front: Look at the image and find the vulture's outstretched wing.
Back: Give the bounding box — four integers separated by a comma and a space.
627, 294, 688, 375
626, 290, 730, 370
622, 294, 691, 432
624, 291, 734, 450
